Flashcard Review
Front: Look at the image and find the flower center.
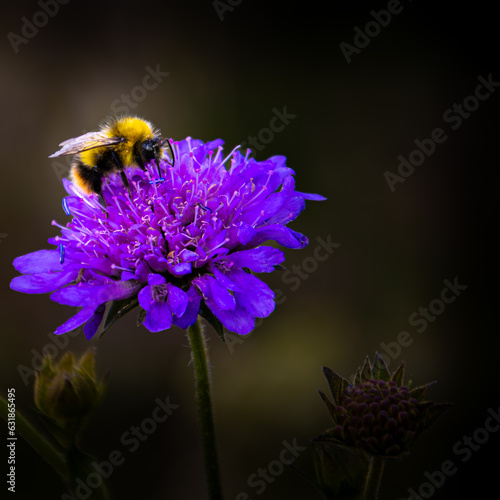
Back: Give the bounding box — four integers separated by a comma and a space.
152, 284, 168, 302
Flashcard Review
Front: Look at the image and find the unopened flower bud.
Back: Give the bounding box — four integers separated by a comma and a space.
34, 349, 106, 448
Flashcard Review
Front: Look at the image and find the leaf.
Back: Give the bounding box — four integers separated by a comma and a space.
136, 308, 146, 326
372, 352, 391, 381
319, 390, 338, 422
78, 349, 96, 378
58, 352, 75, 372
323, 366, 349, 404
353, 368, 363, 385
312, 436, 369, 500
100, 296, 139, 337
391, 362, 406, 387
360, 356, 373, 381
409, 381, 436, 401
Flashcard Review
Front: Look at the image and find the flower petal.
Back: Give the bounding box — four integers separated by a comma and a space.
206, 276, 236, 311
167, 262, 192, 276
135, 262, 151, 281
236, 222, 256, 245
51, 280, 142, 307
148, 274, 166, 286
13, 250, 64, 274
143, 301, 172, 332
266, 195, 305, 225
54, 306, 98, 335
298, 191, 327, 201
211, 266, 241, 292
220, 247, 284, 273
248, 225, 309, 249
206, 301, 255, 335
88, 258, 118, 277
144, 254, 169, 272
172, 286, 202, 329
121, 271, 137, 281
228, 269, 275, 317
83, 304, 106, 340
167, 284, 189, 317
10, 270, 78, 294
138, 285, 153, 311
195, 277, 254, 334
178, 249, 199, 262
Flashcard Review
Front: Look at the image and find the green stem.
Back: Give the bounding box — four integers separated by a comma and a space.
0, 394, 69, 480
187, 319, 223, 500
363, 457, 385, 500
66, 445, 110, 500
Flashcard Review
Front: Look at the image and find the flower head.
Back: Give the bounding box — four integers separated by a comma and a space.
11, 138, 324, 339
311, 354, 451, 499
317, 353, 451, 459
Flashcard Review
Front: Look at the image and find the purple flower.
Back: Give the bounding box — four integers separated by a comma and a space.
11, 138, 324, 339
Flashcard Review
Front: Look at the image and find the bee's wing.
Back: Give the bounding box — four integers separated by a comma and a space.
49, 131, 124, 157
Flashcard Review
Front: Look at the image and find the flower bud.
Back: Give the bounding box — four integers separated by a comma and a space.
318, 354, 451, 459
34, 349, 106, 448
313, 353, 451, 498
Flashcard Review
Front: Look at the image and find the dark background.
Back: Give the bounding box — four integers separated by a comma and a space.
1, 1, 498, 498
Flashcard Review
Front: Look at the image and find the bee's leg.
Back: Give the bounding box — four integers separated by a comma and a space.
154, 159, 163, 179
119, 170, 131, 198
135, 155, 146, 171
90, 168, 107, 212
76, 268, 85, 284
165, 139, 175, 169
98, 193, 107, 210
111, 151, 132, 199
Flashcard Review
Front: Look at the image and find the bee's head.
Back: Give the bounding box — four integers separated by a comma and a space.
139, 137, 174, 181
140, 137, 166, 181
141, 138, 162, 164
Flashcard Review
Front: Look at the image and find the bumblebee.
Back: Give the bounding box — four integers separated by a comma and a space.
49, 116, 173, 197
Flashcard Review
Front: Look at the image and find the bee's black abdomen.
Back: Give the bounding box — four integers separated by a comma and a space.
90, 167, 104, 195
71, 160, 104, 195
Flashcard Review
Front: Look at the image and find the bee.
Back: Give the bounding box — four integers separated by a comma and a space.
49, 116, 174, 199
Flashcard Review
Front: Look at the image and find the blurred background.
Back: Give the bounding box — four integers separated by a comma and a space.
0, 1, 498, 498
